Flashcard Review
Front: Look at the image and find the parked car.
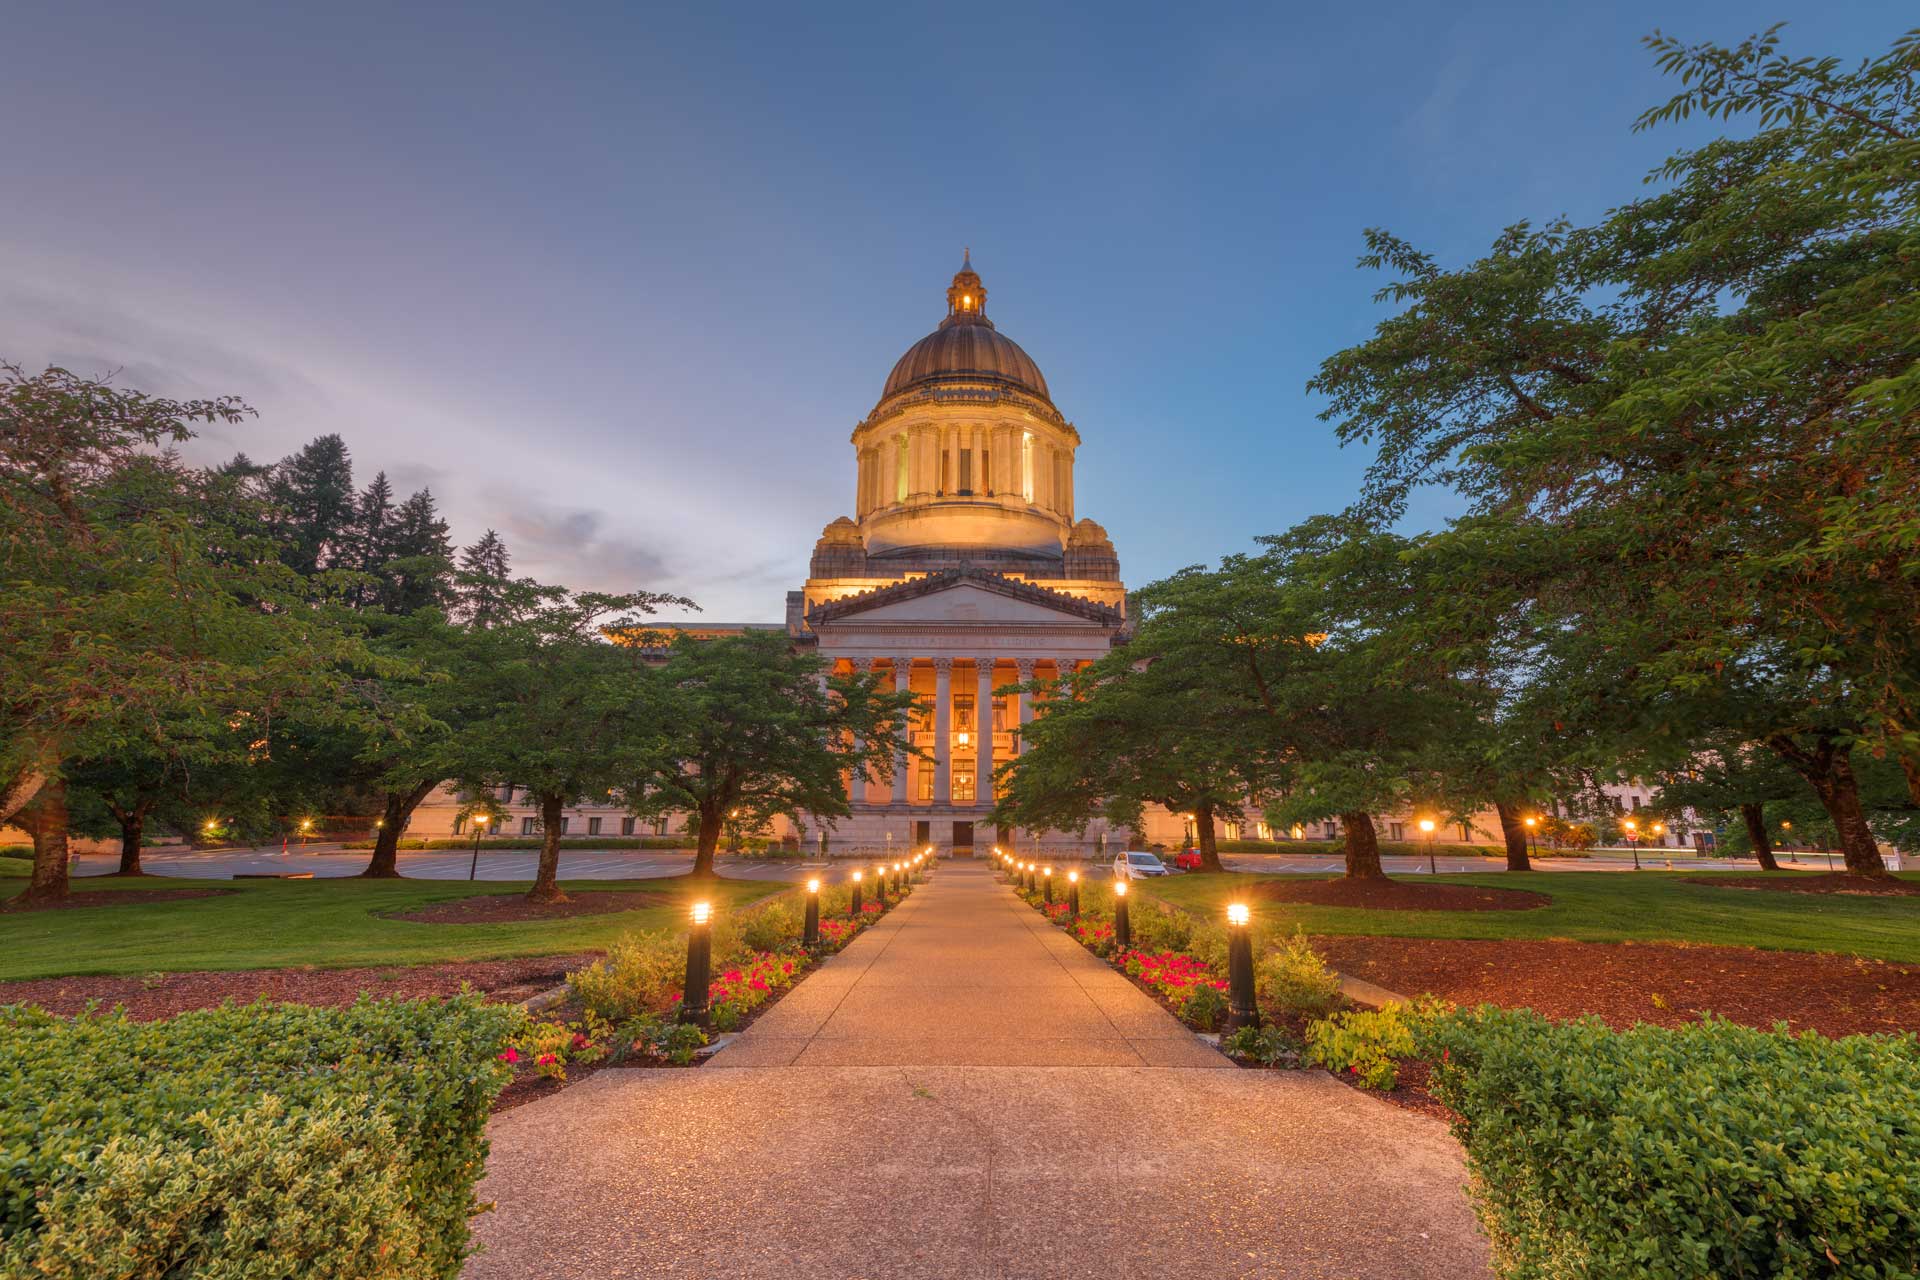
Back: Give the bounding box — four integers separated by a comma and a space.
1173, 848, 1204, 870
1113, 850, 1172, 879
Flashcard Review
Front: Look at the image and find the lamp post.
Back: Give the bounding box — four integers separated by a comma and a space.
1623, 818, 1640, 870
803, 878, 821, 952
467, 812, 490, 880
1113, 879, 1132, 949
300, 817, 314, 850
1419, 818, 1437, 876
679, 901, 713, 1027
1225, 902, 1257, 1031
850, 870, 863, 917
1066, 869, 1080, 921
1523, 816, 1538, 859
875, 862, 889, 907
1042, 865, 1054, 905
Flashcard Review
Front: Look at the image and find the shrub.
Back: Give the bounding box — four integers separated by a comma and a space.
0, 997, 516, 1278
1305, 997, 1448, 1089
1126, 899, 1195, 953
569, 930, 683, 1022
1222, 1023, 1298, 1066
1179, 982, 1229, 1030
1257, 930, 1343, 1018
1423, 1009, 1920, 1279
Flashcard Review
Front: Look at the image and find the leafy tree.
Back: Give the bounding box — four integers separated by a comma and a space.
452, 582, 684, 901
1308, 24, 1920, 876
623, 632, 916, 878
1, 364, 361, 903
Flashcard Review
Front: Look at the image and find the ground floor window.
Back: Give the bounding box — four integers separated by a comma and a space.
653, 817, 668, 834
521, 817, 537, 836
453, 816, 466, 835
557, 817, 570, 835
621, 817, 635, 836
587, 817, 602, 836
1389, 822, 1404, 842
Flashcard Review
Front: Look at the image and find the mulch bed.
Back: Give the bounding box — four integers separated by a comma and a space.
387, 891, 673, 924
1249, 878, 1550, 912
0, 954, 596, 1021
1689, 873, 1920, 897
0, 887, 232, 912
1313, 935, 1920, 1038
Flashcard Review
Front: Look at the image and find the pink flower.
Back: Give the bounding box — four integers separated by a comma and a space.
499, 1048, 520, 1064
749, 978, 770, 992
537, 1053, 558, 1066
572, 1032, 590, 1051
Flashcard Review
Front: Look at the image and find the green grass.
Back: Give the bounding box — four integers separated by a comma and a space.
1141, 871, 1920, 963
0, 874, 782, 980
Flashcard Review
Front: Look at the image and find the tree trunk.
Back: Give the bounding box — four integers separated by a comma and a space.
692, 803, 722, 878
1192, 800, 1224, 872
360, 779, 441, 878
1767, 736, 1888, 878
527, 793, 569, 903
114, 802, 151, 876
0, 766, 47, 829
1341, 811, 1384, 879
15, 776, 73, 906
1494, 801, 1533, 872
1740, 802, 1780, 871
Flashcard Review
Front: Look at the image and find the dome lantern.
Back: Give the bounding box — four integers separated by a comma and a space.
944, 248, 988, 324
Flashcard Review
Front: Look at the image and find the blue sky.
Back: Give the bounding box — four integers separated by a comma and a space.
2, 2, 1907, 618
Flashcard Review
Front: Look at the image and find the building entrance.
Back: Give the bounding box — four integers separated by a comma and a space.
951, 821, 974, 853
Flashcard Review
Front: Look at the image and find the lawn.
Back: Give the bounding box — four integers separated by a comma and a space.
1141, 871, 1920, 963
0, 874, 782, 980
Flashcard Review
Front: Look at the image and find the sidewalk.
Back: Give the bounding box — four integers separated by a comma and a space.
467, 864, 1488, 1279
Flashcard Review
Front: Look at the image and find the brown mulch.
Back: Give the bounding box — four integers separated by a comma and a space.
1690, 873, 1920, 897
1313, 935, 1920, 1038
0, 887, 232, 912
1250, 878, 1550, 912
0, 954, 597, 1021
386, 891, 673, 924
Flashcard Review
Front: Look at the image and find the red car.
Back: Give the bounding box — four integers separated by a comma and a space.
1174, 848, 1204, 870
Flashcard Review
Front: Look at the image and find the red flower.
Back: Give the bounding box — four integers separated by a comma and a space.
499, 1048, 520, 1064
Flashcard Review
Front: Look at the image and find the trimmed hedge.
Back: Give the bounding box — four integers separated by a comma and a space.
1, 996, 518, 1278
1423, 1008, 1920, 1278
344, 836, 694, 851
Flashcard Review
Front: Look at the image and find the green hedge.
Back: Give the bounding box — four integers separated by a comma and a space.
0, 996, 518, 1278
1423, 1008, 1920, 1278
343, 836, 694, 851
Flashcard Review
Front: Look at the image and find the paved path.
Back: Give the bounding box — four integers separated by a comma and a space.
468, 865, 1488, 1278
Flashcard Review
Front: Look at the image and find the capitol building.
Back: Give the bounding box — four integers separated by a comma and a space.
407, 255, 1704, 857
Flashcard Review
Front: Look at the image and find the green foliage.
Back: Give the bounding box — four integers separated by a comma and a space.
1178, 982, 1229, 1031
568, 930, 684, 1023
1423, 1008, 1920, 1279
1256, 930, 1343, 1017
621, 1014, 708, 1065
0, 996, 516, 1277
1222, 1023, 1299, 1066
1305, 997, 1449, 1090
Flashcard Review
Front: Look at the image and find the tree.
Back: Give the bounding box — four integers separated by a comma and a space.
1, 364, 362, 903
996, 619, 1271, 873
1307, 25, 1920, 877
267, 434, 357, 579
624, 632, 916, 878
456, 530, 513, 628
452, 582, 684, 901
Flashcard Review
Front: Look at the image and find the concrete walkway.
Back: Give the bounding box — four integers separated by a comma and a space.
468, 863, 1488, 1279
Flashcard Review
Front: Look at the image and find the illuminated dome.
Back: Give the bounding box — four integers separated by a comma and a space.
878, 251, 1051, 404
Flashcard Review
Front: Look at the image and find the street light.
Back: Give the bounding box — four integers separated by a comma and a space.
679, 901, 713, 1027
803, 878, 821, 952
467, 812, 491, 880
1225, 902, 1257, 1031
1113, 878, 1132, 949
299, 817, 314, 849
1418, 818, 1437, 876
1623, 818, 1641, 871
1523, 816, 1538, 859
1066, 868, 1080, 920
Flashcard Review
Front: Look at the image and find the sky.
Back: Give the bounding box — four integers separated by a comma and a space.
3, 2, 1908, 619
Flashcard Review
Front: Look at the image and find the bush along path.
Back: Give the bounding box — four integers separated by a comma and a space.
493, 858, 929, 1108
1001, 858, 1920, 1277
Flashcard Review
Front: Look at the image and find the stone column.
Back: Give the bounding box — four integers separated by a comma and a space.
977, 658, 997, 806
932, 658, 953, 806
1015, 658, 1037, 754
891, 657, 912, 807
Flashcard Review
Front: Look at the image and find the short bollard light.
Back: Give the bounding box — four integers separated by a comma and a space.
893, 861, 904, 894
875, 863, 889, 906
1066, 869, 1080, 920
1225, 901, 1257, 1031
1113, 879, 1132, 949
803, 878, 821, 951
850, 870, 864, 916
679, 900, 713, 1027
1042, 865, 1055, 905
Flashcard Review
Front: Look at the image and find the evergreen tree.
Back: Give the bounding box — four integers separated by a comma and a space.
268, 434, 356, 578
351, 471, 396, 606
457, 530, 513, 628
381, 488, 453, 613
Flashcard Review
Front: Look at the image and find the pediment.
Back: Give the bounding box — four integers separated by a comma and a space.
809, 569, 1122, 629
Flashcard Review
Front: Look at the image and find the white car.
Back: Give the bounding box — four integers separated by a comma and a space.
1113, 850, 1171, 880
